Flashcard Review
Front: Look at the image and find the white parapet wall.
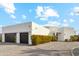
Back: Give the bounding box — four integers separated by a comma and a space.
2, 22, 32, 33
32, 22, 49, 35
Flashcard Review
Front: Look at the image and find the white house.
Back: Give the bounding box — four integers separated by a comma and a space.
2, 22, 49, 45
58, 27, 76, 41
44, 26, 76, 41
2, 22, 76, 45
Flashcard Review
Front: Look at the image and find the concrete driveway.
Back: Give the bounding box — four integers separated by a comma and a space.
0, 42, 79, 56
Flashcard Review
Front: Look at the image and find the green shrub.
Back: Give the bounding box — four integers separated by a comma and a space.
31, 35, 53, 45
51, 35, 58, 41
70, 35, 79, 42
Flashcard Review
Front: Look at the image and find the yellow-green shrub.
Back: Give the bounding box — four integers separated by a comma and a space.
31, 35, 52, 45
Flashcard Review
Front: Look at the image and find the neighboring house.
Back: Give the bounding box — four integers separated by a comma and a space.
58, 27, 76, 41
2, 22, 49, 45
44, 26, 76, 41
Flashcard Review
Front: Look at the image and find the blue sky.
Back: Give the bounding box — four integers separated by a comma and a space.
0, 3, 79, 33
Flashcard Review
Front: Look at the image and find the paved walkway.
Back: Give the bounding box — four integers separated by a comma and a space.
0, 42, 79, 56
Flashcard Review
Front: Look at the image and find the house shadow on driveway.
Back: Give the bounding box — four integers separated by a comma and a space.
0, 43, 17, 45
19, 48, 72, 56
0, 43, 29, 46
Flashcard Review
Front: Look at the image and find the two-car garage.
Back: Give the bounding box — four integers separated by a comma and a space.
2, 22, 32, 45
2, 22, 49, 45
5, 32, 29, 44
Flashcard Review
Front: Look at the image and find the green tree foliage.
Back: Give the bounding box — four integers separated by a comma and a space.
70, 35, 79, 42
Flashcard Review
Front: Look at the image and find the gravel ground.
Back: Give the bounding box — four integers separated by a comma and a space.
0, 42, 79, 56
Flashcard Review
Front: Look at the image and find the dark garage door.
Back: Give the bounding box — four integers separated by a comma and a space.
5, 33, 16, 43
20, 32, 28, 44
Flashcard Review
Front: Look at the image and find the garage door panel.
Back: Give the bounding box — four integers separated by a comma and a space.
20, 32, 28, 44
5, 33, 16, 43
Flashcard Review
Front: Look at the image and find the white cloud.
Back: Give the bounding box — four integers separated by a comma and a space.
63, 19, 75, 27
62, 18, 75, 27
44, 21, 61, 27
70, 12, 74, 16
74, 7, 79, 15
0, 3, 16, 20
36, 6, 59, 20
43, 18, 74, 27
63, 23, 69, 27
22, 15, 27, 19
74, 7, 79, 12
70, 19, 75, 23
63, 19, 68, 23
39, 17, 47, 20
63, 19, 75, 23
36, 6, 44, 17
71, 7, 79, 16
0, 3, 16, 14
10, 14, 16, 19
44, 7, 59, 18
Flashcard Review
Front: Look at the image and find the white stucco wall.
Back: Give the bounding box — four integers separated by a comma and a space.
2, 22, 50, 35
58, 27, 76, 41
2, 22, 32, 33
32, 22, 49, 35
44, 26, 60, 35
44, 26, 76, 41
0, 26, 2, 34
2, 22, 33, 44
